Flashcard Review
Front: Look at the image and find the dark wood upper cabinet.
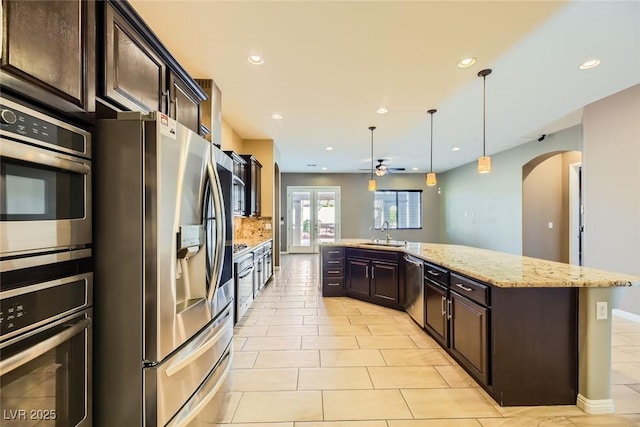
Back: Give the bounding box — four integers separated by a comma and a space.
241, 155, 262, 217
99, 1, 206, 131
0, 0, 95, 119
103, 2, 165, 113
169, 71, 201, 134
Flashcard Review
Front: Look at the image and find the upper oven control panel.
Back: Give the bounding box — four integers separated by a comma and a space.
0, 97, 91, 159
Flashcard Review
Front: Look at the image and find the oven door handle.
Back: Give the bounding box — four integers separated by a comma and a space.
0, 318, 90, 376
1, 138, 90, 174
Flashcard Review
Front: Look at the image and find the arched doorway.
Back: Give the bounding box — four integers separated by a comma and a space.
522, 150, 582, 263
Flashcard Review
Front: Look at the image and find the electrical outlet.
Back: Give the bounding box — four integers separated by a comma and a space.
596, 301, 608, 320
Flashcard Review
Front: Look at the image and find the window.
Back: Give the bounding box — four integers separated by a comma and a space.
374, 190, 422, 229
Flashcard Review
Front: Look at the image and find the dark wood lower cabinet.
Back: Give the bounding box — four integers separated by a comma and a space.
370, 260, 399, 302
346, 258, 370, 297
424, 280, 448, 347
449, 291, 489, 385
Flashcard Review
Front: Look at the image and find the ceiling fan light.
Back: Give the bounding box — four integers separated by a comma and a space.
426, 172, 437, 187
368, 179, 377, 191
478, 156, 491, 173
375, 168, 386, 177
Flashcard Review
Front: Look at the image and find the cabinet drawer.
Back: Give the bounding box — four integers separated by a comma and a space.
324, 267, 344, 277
324, 258, 344, 267
323, 278, 345, 288
324, 247, 344, 259
424, 262, 449, 287
450, 273, 489, 306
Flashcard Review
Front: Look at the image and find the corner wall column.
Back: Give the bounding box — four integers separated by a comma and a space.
577, 287, 620, 414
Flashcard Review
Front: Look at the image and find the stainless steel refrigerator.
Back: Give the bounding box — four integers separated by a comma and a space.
94, 111, 234, 426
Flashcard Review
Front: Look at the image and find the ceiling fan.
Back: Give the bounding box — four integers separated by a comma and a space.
359, 159, 406, 176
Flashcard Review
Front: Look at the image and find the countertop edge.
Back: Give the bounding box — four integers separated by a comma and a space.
322, 240, 640, 289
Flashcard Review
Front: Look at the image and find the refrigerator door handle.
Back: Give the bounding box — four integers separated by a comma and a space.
206, 160, 226, 302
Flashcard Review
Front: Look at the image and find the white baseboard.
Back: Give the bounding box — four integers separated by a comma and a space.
576, 394, 614, 414
612, 309, 640, 323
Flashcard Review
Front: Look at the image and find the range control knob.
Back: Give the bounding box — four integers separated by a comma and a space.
1, 109, 17, 125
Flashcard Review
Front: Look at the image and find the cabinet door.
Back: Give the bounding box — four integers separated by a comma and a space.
449, 292, 489, 385
103, 3, 166, 113
254, 161, 261, 217
169, 71, 200, 134
424, 281, 448, 346
1, 0, 95, 116
346, 258, 370, 297
370, 261, 398, 303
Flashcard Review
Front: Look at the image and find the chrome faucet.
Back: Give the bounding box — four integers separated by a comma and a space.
381, 220, 391, 242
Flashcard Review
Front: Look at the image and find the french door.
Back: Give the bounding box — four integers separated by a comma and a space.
287, 186, 340, 253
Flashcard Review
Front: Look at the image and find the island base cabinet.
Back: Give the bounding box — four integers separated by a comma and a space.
370, 261, 399, 303
449, 292, 489, 386
489, 287, 578, 406
424, 280, 448, 347
346, 258, 370, 298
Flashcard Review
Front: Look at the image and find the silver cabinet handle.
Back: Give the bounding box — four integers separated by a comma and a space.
327, 282, 340, 287
447, 299, 452, 320
427, 270, 440, 276
327, 260, 340, 264
365, 266, 369, 279
455, 283, 473, 292
328, 250, 340, 254
441, 295, 446, 316
371, 265, 375, 279
328, 270, 340, 274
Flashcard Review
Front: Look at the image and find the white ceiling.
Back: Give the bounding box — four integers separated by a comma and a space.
130, 1, 639, 173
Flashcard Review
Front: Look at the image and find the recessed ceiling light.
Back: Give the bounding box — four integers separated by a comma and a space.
579, 58, 601, 70
376, 107, 388, 114
411, 167, 419, 171
458, 57, 476, 68
452, 147, 461, 151
321, 167, 328, 171
325, 146, 334, 151
248, 55, 264, 65
271, 114, 282, 120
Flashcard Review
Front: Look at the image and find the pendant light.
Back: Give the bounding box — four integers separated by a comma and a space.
426, 109, 437, 186
368, 126, 377, 191
477, 68, 492, 174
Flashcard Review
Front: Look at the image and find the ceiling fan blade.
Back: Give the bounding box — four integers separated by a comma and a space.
388, 167, 406, 171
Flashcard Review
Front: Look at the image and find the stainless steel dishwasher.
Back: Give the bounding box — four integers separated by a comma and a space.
404, 255, 425, 327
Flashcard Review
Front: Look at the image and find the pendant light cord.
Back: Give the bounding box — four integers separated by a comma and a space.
427, 109, 436, 173
478, 68, 492, 158
369, 126, 376, 181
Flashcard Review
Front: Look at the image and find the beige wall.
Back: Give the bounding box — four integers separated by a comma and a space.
522, 150, 582, 263
439, 125, 582, 255
583, 84, 640, 315
221, 119, 243, 152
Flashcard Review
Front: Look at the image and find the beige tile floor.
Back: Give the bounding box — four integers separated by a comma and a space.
218, 254, 640, 426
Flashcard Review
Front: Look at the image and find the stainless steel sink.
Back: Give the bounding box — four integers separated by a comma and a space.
361, 240, 407, 247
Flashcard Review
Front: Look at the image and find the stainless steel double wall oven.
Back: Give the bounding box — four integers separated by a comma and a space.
94, 111, 234, 426
0, 96, 93, 426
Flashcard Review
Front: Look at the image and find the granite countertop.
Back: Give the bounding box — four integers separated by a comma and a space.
233, 237, 272, 259
325, 239, 640, 288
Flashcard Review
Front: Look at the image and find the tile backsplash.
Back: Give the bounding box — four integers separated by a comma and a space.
234, 217, 273, 240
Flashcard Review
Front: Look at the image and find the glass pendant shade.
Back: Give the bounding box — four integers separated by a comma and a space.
368, 179, 377, 191
478, 156, 491, 173
426, 172, 437, 186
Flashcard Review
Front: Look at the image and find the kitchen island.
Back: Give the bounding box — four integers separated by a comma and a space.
320, 239, 640, 414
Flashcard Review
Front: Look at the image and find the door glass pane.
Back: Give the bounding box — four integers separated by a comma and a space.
291, 191, 311, 247
317, 191, 336, 244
